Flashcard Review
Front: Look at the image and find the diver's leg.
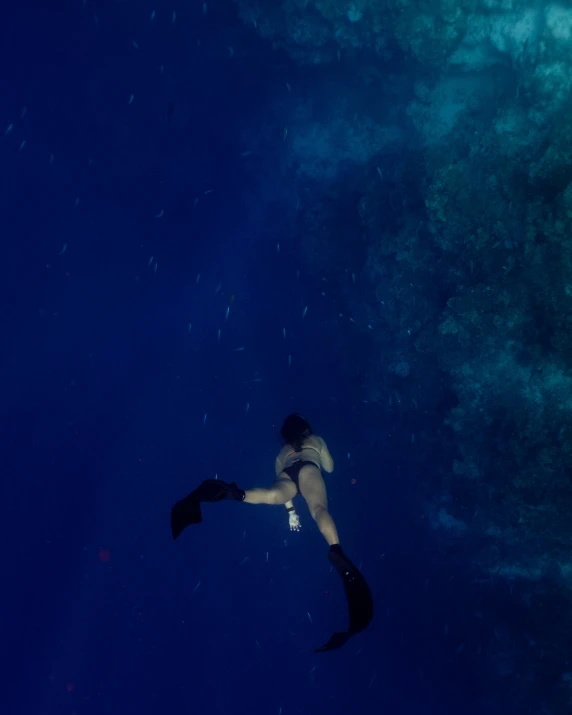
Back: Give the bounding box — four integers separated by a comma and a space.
244, 478, 297, 505
313, 506, 340, 547
299, 467, 340, 546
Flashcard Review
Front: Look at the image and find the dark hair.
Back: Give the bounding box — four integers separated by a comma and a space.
281, 413, 312, 452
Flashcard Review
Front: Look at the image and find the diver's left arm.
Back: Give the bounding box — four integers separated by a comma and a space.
287, 504, 301, 531
276, 454, 300, 530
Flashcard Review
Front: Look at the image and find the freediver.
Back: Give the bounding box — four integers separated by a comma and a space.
171, 413, 373, 652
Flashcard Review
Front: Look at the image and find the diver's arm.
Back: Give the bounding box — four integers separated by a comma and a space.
287, 501, 301, 531
275, 454, 284, 477
320, 438, 334, 473
276, 456, 297, 513
276, 453, 300, 529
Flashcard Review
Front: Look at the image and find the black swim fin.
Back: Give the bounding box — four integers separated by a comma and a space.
315, 545, 373, 653
171, 479, 245, 540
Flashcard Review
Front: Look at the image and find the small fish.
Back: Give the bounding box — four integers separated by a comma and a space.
411, 433, 415, 443
193, 581, 201, 592
154, 209, 164, 218
225, 306, 230, 321
377, 166, 383, 180
245, 402, 250, 414
276, 242, 280, 252
228, 46, 234, 57
187, 323, 192, 333
266, 551, 269, 562
214, 473, 218, 480
283, 127, 288, 141
285, 82, 291, 92
242, 530, 246, 539
148, 256, 154, 267
352, 273, 355, 284
307, 612, 312, 624
196, 273, 201, 283
75, 198, 80, 207
128, 94, 134, 105
49, 154, 54, 165
193, 197, 199, 208
239, 556, 249, 566
203, 413, 207, 426
240, 150, 253, 157
153, 262, 158, 273
214, 283, 222, 295
456, 643, 465, 657
132, 40, 140, 50
203, 2, 207, 16
282, 327, 286, 339
302, 306, 308, 318
217, 328, 221, 342
369, 672, 377, 689
288, 355, 292, 368
4, 123, 13, 136
204, 189, 214, 195
233, 347, 245, 352
58, 244, 67, 256
19, 140, 26, 151
150, 10, 155, 21
309, 665, 316, 675
172, 10, 176, 23
347, 452, 351, 460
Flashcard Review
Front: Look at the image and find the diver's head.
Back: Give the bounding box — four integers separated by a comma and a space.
281, 413, 313, 451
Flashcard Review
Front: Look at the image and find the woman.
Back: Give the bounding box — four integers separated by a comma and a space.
270, 413, 338, 544
170, 413, 373, 652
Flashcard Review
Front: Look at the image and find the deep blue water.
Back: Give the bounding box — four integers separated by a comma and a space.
0, 2, 546, 714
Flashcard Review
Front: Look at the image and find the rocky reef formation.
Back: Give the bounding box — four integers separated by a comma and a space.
236, 1, 572, 710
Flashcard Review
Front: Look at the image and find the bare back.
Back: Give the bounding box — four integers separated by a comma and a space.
275, 434, 334, 476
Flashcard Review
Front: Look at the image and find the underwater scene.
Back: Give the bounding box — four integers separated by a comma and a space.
2, 1, 571, 714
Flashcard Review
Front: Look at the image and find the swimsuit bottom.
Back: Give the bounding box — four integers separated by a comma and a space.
281, 460, 318, 493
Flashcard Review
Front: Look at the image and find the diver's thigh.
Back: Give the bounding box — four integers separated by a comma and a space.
274, 476, 298, 501
299, 466, 327, 508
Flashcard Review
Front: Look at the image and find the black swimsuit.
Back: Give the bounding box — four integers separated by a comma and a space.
282, 460, 318, 493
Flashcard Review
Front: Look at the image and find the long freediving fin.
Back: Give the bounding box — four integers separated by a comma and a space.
171, 479, 245, 540
171, 491, 204, 539
315, 545, 373, 653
